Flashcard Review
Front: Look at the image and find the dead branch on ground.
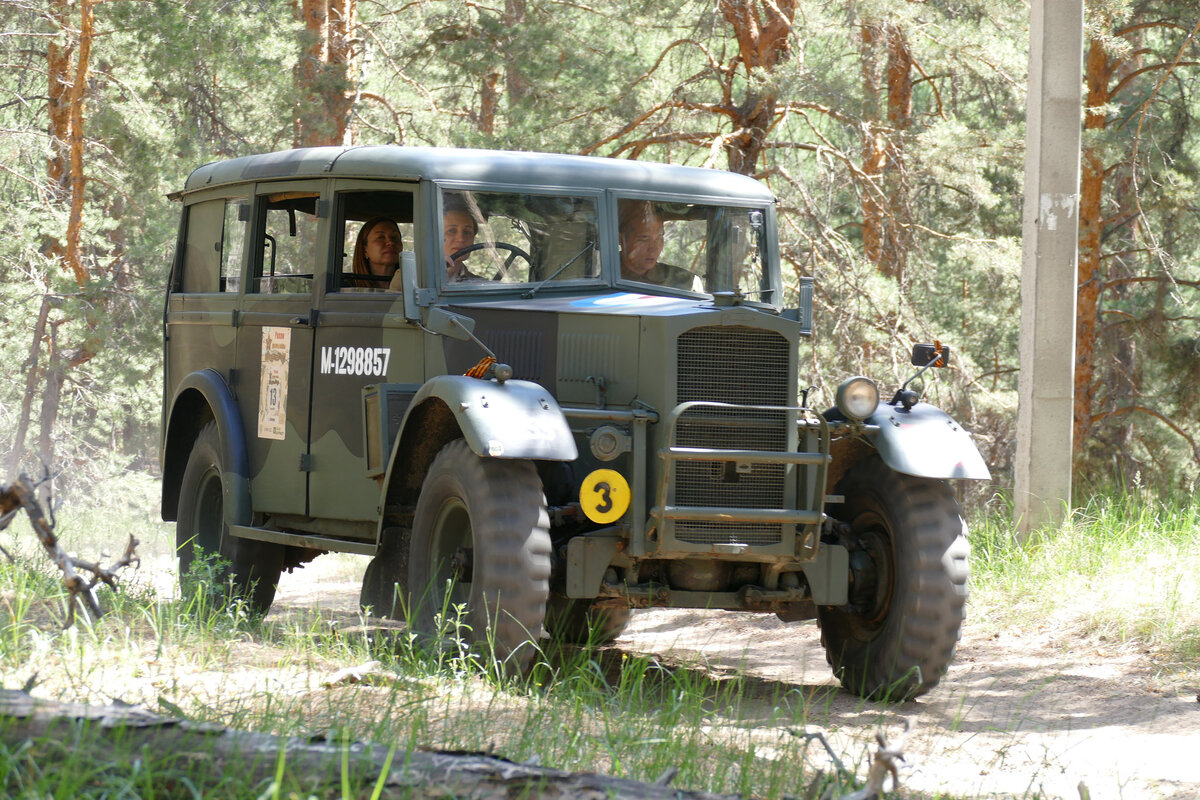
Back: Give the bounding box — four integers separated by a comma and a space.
833, 721, 910, 800
0, 473, 140, 625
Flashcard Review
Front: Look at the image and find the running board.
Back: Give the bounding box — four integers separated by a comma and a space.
229, 525, 377, 556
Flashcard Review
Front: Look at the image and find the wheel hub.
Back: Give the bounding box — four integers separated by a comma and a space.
449, 547, 474, 583
846, 528, 893, 624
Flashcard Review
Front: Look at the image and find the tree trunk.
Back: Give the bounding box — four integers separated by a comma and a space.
717, 0, 797, 176
329, 0, 357, 143
860, 20, 911, 282
9, 297, 54, 477
63, 0, 94, 287
479, 70, 501, 135
504, 0, 527, 109
296, 0, 355, 147
860, 21, 886, 266
1074, 35, 1111, 455
37, 323, 64, 488
44, 0, 72, 262
883, 24, 912, 284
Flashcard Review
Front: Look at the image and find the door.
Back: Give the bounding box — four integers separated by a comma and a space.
307, 180, 426, 524
233, 180, 326, 518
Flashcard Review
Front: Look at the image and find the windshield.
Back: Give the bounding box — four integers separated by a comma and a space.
616, 199, 768, 298
441, 189, 600, 287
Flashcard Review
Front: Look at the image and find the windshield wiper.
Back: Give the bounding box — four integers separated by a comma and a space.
522, 241, 595, 298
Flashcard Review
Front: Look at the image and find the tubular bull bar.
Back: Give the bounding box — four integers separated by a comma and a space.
649, 400, 831, 558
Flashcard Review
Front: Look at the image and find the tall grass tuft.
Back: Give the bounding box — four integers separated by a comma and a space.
969, 487, 1200, 670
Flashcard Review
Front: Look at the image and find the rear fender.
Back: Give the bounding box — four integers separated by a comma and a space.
161, 369, 252, 524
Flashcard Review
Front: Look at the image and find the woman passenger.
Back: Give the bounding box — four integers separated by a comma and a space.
349, 217, 402, 289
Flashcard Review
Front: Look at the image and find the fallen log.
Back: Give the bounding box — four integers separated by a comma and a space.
0, 689, 911, 799
0, 689, 757, 799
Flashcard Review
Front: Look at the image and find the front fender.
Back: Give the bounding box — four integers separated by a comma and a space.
865, 402, 990, 480
403, 375, 578, 461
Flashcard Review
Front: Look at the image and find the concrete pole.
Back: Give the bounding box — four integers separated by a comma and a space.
1014, 0, 1084, 537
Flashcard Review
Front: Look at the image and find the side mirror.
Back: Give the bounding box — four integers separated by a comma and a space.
911, 342, 950, 368
398, 251, 419, 321
424, 305, 503, 373
425, 306, 477, 342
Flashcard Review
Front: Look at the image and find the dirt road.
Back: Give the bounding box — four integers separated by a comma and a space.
617, 610, 1199, 800
273, 564, 1200, 800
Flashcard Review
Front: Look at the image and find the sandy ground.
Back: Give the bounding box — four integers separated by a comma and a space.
272, 559, 1200, 800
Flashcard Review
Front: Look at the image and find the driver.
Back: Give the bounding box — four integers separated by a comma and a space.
443, 195, 483, 282
618, 200, 699, 290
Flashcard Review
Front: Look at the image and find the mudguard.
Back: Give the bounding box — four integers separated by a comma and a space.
866, 401, 990, 480
163, 369, 252, 525
403, 375, 578, 461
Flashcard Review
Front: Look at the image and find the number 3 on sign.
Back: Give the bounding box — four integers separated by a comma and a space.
580, 469, 631, 524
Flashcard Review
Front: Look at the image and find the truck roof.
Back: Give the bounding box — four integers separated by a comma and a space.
182, 145, 776, 203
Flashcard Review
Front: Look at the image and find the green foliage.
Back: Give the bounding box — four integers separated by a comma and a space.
1, 0, 1198, 497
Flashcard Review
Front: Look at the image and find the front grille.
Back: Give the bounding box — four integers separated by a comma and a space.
669, 521, 783, 547
673, 326, 791, 546
677, 327, 791, 406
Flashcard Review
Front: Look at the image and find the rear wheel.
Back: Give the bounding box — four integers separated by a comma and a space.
544, 595, 631, 645
818, 456, 969, 700
176, 422, 283, 615
360, 527, 410, 617
404, 439, 551, 669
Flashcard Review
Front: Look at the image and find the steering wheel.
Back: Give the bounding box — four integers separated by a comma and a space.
448, 242, 532, 280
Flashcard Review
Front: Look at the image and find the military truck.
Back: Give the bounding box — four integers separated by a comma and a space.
161, 145, 989, 699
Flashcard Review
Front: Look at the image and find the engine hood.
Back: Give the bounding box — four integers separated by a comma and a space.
439, 291, 801, 411
448, 290, 771, 319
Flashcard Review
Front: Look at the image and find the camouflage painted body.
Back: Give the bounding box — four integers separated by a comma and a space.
162, 146, 987, 696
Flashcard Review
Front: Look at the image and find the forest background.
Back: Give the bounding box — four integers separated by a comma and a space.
2, 0, 1199, 508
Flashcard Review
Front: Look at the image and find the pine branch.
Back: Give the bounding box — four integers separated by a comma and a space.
1090, 406, 1200, 465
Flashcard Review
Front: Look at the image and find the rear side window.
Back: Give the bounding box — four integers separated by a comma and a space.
179, 198, 247, 293
250, 191, 320, 294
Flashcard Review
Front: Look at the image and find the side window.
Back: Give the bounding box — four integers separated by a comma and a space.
179, 197, 248, 293
220, 200, 248, 293
179, 199, 222, 293
616, 199, 766, 296
333, 189, 416, 293
441, 189, 600, 287
250, 191, 320, 294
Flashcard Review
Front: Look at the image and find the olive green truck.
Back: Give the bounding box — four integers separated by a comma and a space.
161, 145, 989, 699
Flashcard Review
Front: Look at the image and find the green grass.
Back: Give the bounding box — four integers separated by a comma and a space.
0, 562, 860, 798
968, 489, 1200, 673
2, 476, 1199, 798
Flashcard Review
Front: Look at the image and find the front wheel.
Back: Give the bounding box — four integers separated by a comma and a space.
405, 440, 551, 669
818, 456, 969, 700
176, 422, 283, 615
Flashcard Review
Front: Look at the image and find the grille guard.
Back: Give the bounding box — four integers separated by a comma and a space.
649, 400, 831, 559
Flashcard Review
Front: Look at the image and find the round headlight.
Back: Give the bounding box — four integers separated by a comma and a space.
835, 377, 879, 422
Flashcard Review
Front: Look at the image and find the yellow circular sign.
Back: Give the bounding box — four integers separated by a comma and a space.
580, 469, 631, 524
